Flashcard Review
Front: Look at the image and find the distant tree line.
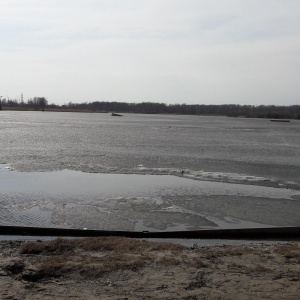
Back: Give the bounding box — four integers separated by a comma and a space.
1, 97, 48, 110
64, 101, 300, 119
1, 98, 300, 119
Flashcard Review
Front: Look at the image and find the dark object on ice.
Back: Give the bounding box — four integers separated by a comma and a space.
181, 170, 185, 175
111, 113, 123, 117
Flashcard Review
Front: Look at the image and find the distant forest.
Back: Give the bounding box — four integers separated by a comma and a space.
1, 97, 299, 119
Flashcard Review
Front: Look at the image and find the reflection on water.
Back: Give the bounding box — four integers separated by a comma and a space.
1, 165, 300, 231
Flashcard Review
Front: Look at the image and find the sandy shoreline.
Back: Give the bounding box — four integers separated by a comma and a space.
0, 237, 299, 299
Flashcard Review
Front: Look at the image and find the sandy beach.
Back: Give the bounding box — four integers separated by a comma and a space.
0, 237, 299, 299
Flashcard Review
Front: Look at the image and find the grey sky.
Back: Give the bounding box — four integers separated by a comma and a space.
1, 0, 300, 105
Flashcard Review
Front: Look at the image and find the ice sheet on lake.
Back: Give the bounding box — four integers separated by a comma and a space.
1, 165, 300, 231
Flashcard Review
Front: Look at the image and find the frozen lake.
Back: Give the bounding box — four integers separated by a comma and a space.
0, 111, 299, 232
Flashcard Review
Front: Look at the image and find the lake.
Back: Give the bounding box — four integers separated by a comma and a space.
0, 111, 299, 231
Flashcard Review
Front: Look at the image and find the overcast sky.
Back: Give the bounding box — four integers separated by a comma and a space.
1, 0, 300, 105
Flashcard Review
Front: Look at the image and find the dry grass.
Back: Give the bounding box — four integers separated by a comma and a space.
32, 252, 146, 279
2, 239, 300, 299
21, 238, 75, 255
20, 237, 186, 281
21, 237, 185, 255
273, 244, 300, 258
227, 262, 270, 273
199, 245, 258, 259
18, 238, 300, 283
22, 238, 258, 280
223, 246, 259, 256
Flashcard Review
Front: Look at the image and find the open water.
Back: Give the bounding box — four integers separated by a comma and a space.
0, 111, 299, 232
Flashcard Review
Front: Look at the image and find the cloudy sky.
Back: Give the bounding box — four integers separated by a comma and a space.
1, 0, 300, 105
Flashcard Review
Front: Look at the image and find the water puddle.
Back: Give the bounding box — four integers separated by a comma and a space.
1, 165, 300, 231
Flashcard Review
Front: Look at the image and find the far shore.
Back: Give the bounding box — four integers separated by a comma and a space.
1, 106, 109, 113
1, 106, 299, 120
